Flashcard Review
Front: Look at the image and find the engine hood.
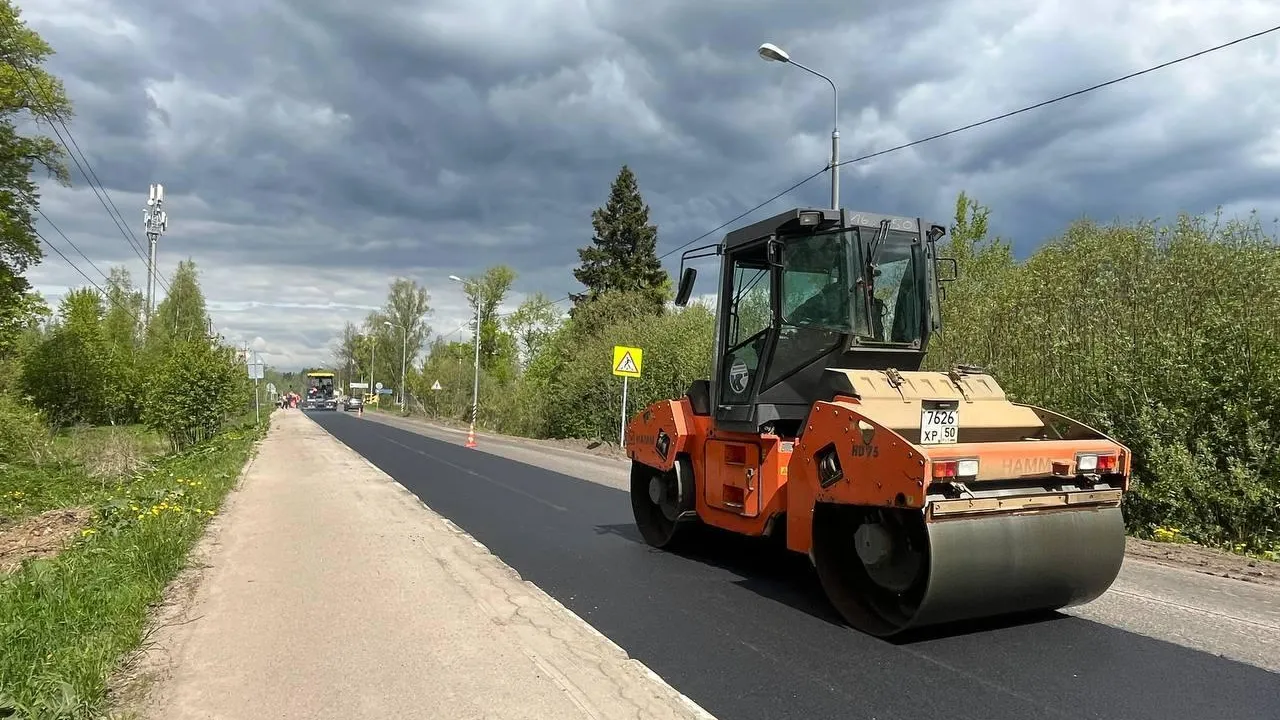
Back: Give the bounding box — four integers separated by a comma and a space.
821, 367, 1111, 445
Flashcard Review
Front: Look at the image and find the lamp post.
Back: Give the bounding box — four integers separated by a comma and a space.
368, 333, 376, 405
758, 42, 840, 211
450, 274, 481, 448
383, 320, 407, 409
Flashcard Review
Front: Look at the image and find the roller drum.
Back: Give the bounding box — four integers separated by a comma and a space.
812, 504, 1126, 637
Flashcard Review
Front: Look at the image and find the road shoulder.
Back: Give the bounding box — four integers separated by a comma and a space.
110, 409, 716, 720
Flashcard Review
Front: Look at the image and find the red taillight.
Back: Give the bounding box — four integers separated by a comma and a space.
931, 458, 978, 479
1076, 452, 1119, 474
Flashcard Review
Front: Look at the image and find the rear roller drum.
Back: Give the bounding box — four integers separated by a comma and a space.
630, 459, 697, 549
811, 503, 1126, 637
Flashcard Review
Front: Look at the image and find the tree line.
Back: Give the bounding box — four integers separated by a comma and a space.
346, 166, 1279, 556
0, 3, 251, 454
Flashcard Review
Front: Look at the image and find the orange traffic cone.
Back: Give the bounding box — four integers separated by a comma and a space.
465, 427, 476, 448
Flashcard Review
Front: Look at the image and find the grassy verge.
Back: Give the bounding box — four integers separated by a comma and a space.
1, 426, 171, 523
0, 418, 267, 719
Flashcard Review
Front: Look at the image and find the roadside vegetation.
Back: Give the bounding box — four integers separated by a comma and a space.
342, 170, 1280, 562
0, 4, 264, 716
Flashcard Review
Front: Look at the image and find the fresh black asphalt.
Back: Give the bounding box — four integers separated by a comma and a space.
308, 412, 1280, 720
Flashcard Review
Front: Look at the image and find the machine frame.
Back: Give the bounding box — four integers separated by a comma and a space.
625, 206, 1133, 637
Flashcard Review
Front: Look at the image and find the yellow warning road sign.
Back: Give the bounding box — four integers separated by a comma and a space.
612, 345, 643, 378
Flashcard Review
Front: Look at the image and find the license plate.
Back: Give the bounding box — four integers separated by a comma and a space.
920, 400, 958, 445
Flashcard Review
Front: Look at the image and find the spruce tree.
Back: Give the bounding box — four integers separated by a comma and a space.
571, 165, 669, 316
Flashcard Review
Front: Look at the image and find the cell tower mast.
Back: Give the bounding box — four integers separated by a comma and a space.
143, 182, 169, 326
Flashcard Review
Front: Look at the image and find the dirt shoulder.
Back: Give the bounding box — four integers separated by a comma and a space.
0, 506, 92, 574
115, 409, 713, 720
1124, 536, 1279, 588
366, 409, 1280, 589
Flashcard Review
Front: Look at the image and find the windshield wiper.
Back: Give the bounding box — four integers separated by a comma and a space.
867, 219, 890, 266
858, 220, 890, 337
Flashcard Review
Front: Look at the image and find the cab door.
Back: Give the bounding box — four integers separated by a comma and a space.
713, 243, 773, 429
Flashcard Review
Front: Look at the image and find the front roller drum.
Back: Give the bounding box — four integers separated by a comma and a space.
631, 459, 698, 548
811, 504, 1126, 637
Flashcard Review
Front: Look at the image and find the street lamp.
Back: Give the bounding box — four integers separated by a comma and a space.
364, 332, 375, 404
383, 320, 407, 409
449, 274, 481, 448
758, 41, 840, 210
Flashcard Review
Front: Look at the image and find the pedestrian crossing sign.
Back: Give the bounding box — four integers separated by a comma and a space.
612, 345, 643, 378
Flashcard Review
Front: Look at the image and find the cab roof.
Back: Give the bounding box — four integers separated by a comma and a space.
721, 207, 935, 251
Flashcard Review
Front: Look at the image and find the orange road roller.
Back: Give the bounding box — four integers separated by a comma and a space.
624, 207, 1131, 638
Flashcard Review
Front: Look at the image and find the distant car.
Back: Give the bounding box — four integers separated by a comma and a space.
344, 396, 363, 412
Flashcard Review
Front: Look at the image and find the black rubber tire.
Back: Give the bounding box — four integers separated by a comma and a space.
630, 459, 697, 549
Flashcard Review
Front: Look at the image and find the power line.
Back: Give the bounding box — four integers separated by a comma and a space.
381, 24, 1280, 334
15, 71, 146, 264
33, 227, 143, 326
659, 23, 1280, 262
488, 167, 827, 316
3, 39, 216, 339
830, 23, 1280, 172
657, 166, 829, 261
2, 95, 222, 348
62, 125, 153, 264
34, 207, 110, 286
7, 50, 172, 295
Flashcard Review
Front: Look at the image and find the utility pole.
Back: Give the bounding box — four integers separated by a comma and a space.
143, 183, 169, 327
448, 275, 481, 448
468, 298, 479, 447
252, 350, 261, 425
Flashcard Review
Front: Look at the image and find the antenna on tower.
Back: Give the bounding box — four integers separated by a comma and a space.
143, 183, 169, 327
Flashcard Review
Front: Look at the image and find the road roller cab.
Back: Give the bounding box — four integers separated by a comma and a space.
623, 206, 1133, 637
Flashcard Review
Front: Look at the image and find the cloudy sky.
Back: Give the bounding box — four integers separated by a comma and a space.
18, 0, 1280, 369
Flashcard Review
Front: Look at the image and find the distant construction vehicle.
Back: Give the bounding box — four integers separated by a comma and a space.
623, 207, 1131, 637
302, 371, 338, 411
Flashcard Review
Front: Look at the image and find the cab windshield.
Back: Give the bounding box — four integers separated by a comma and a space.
780, 228, 924, 345
308, 376, 335, 397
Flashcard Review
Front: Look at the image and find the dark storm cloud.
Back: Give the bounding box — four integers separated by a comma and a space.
19, 0, 1280, 367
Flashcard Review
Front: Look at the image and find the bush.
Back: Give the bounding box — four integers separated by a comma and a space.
926, 207, 1280, 552
142, 341, 251, 451
0, 395, 51, 465
521, 301, 715, 440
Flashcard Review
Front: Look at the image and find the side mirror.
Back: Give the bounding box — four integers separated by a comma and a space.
766, 237, 784, 268
674, 267, 698, 306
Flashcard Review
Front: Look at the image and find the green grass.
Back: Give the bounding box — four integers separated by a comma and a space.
0, 419, 267, 719
1, 426, 169, 524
